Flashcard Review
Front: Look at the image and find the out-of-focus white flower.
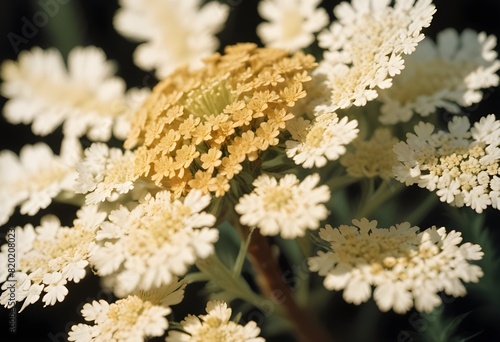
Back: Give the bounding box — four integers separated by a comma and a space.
317, 0, 436, 110
0, 206, 106, 312
286, 112, 359, 168
1, 46, 140, 141
393, 114, 500, 213
340, 128, 399, 180
379, 29, 500, 124
68, 279, 185, 342
166, 300, 265, 342
88, 190, 218, 296
0, 139, 81, 226
309, 218, 484, 314
114, 0, 229, 78
235, 173, 330, 238
257, 0, 328, 52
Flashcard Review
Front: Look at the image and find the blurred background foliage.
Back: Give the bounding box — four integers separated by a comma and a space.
0, 1, 499, 341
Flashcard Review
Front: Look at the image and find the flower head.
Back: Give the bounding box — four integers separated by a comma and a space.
235, 173, 330, 238
0, 140, 80, 226
125, 43, 317, 198
114, 0, 229, 78
285, 112, 359, 168
1, 46, 140, 141
340, 128, 399, 179
309, 218, 484, 314
0, 206, 106, 312
393, 114, 500, 213
379, 29, 500, 123
166, 300, 265, 342
68, 279, 185, 342
257, 0, 329, 52
88, 190, 218, 296
317, 0, 436, 110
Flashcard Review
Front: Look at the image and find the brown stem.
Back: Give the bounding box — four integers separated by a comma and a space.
241, 227, 333, 342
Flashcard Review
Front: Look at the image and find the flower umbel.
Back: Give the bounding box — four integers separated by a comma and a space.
308, 218, 484, 314
393, 114, 500, 213
235, 173, 330, 238
88, 190, 218, 296
166, 300, 265, 342
125, 43, 317, 198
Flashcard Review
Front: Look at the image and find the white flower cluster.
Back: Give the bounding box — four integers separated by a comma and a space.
393, 114, 500, 213
0, 206, 106, 312
235, 173, 330, 238
166, 300, 265, 342
308, 218, 484, 314
114, 0, 229, 78
285, 112, 359, 168
316, 0, 436, 110
68, 278, 186, 342
379, 28, 500, 124
89, 190, 218, 296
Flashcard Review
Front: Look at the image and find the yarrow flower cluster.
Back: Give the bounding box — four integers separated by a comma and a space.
125, 43, 317, 198
235, 173, 330, 238
88, 190, 218, 296
379, 28, 500, 124
166, 300, 265, 342
0, 206, 106, 312
114, 0, 229, 78
285, 111, 359, 168
393, 114, 500, 213
0, 1, 499, 341
308, 218, 484, 314
68, 279, 186, 342
316, 0, 436, 110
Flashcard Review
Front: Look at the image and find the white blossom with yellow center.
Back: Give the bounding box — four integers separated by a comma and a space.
317, 0, 436, 110
0, 206, 106, 312
88, 190, 218, 295
286, 112, 359, 168
166, 300, 265, 342
235, 173, 330, 238
393, 114, 500, 213
309, 218, 484, 313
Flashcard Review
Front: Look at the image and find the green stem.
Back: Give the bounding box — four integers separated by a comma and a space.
357, 180, 405, 218
405, 193, 439, 225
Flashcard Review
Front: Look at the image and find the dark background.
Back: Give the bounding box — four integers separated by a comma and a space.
0, 1, 499, 341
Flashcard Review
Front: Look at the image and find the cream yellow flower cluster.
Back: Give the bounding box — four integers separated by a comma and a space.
88, 190, 218, 296
0, 206, 106, 312
309, 218, 484, 314
68, 279, 186, 342
166, 300, 265, 342
317, 0, 436, 110
393, 114, 500, 213
125, 43, 317, 198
